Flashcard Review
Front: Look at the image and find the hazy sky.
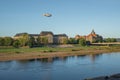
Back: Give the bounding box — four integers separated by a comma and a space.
0, 0, 120, 38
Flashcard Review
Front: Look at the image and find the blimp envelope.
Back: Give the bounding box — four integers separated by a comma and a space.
43, 13, 52, 17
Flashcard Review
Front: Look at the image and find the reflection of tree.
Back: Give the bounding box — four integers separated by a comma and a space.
40, 58, 53, 63
76, 55, 87, 59
17, 59, 35, 64
41, 58, 48, 62
17, 60, 30, 64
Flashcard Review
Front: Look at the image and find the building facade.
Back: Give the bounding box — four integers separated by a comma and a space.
53, 34, 68, 44
75, 30, 103, 43
14, 31, 68, 44
39, 31, 54, 44
14, 33, 29, 39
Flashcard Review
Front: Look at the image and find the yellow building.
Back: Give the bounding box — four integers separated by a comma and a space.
14, 31, 68, 44
75, 30, 103, 43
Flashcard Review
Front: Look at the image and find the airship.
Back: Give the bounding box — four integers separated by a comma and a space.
43, 13, 52, 17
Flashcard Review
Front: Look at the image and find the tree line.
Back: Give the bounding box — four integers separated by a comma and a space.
0, 34, 117, 48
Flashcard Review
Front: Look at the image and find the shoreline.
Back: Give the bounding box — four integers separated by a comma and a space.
0, 49, 120, 61
85, 73, 120, 80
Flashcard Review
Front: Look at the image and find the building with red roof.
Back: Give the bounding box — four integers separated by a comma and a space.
75, 30, 103, 43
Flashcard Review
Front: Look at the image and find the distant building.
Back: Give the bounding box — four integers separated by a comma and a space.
14, 33, 29, 39
14, 31, 68, 44
53, 34, 68, 44
39, 31, 54, 44
29, 34, 39, 42
75, 30, 103, 43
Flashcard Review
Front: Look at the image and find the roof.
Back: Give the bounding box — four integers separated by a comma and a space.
87, 30, 97, 37
54, 34, 68, 37
29, 34, 39, 36
75, 35, 80, 37
14, 33, 28, 37
87, 33, 97, 37
40, 31, 53, 36
91, 29, 96, 34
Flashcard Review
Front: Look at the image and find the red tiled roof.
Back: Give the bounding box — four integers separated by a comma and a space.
87, 33, 97, 37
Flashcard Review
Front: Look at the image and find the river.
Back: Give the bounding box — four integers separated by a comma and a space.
0, 52, 120, 80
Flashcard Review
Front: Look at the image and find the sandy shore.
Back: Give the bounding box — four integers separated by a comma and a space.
0, 49, 120, 61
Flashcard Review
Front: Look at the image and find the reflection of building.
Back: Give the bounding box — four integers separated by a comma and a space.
89, 54, 102, 63
75, 30, 103, 43
14, 31, 68, 44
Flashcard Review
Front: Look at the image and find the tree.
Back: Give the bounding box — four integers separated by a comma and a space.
4, 37, 13, 46
62, 38, 68, 44
0, 37, 4, 46
42, 37, 48, 45
37, 36, 41, 46
94, 35, 103, 43
37, 37, 48, 45
79, 38, 86, 46
104, 38, 117, 42
68, 38, 77, 44
13, 40, 21, 48
22, 33, 29, 46
18, 33, 29, 46
28, 36, 35, 48
111, 38, 117, 42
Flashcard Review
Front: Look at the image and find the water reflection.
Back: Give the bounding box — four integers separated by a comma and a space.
89, 54, 102, 63
1, 53, 120, 80
16, 54, 103, 64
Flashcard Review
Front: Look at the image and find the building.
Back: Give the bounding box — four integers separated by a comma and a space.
39, 31, 54, 44
14, 33, 29, 39
14, 31, 68, 44
29, 34, 39, 42
53, 34, 68, 44
75, 30, 103, 43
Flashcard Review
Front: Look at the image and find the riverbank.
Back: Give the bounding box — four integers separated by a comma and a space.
0, 45, 120, 61
85, 73, 120, 80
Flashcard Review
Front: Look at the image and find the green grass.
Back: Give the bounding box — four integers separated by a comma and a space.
0, 45, 120, 54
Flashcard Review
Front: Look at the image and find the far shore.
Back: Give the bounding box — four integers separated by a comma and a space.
0, 45, 120, 61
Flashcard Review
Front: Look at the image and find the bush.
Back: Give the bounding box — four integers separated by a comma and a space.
79, 38, 86, 46
13, 40, 21, 48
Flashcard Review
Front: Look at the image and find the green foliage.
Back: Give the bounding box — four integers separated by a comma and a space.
28, 37, 35, 48
95, 36, 103, 43
0, 37, 5, 46
104, 38, 117, 42
63, 38, 68, 44
68, 38, 77, 44
17, 33, 29, 46
4, 37, 13, 46
79, 38, 86, 46
37, 36, 41, 45
18, 38, 25, 46
13, 40, 21, 48
41, 37, 48, 45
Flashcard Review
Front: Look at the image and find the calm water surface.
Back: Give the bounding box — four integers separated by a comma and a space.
0, 52, 120, 80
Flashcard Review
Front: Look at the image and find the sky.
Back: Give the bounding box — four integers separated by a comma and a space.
0, 0, 120, 38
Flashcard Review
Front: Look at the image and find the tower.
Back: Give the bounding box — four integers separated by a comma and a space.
91, 29, 95, 34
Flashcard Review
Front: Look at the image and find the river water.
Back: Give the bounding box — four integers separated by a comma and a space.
0, 52, 120, 80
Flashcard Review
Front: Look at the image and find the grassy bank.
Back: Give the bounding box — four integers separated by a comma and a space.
0, 45, 112, 53
0, 45, 120, 53
0, 45, 120, 61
